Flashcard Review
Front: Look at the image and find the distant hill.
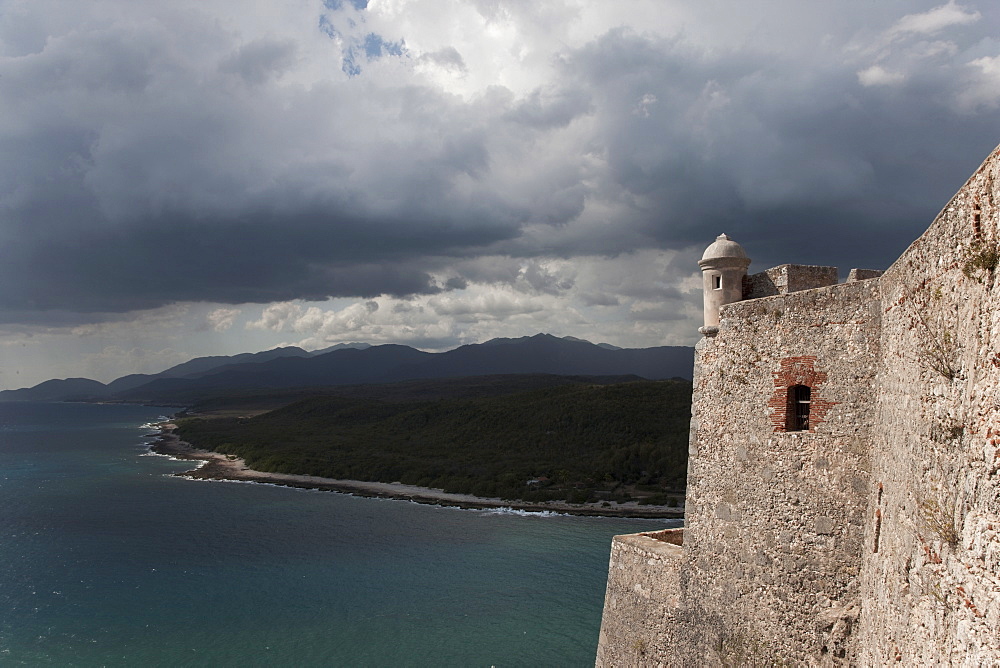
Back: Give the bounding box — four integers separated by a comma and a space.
116, 334, 693, 403
0, 377, 109, 402
309, 342, 372, 355
562, 335, 621, 350
0, 334, 693, 403
105, 346, 317, 394
0, 346, 321, 401
0, 344, 371, 402
393, 334, 687, 381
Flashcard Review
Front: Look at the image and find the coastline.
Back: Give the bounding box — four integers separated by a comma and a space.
148, 425, 685, 519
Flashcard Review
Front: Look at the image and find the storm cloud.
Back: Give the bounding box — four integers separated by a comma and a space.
2, 0, 1000, 386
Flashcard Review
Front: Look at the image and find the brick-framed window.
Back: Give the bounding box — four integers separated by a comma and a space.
769, 357, 836, 432
785, 384, 811, 431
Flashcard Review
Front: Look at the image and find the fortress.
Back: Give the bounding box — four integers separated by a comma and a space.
596, 145, 1000, 665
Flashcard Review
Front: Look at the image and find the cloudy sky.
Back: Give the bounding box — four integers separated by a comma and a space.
2, 0, 999, 389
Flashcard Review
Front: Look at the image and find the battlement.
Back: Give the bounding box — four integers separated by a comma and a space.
742, 265, 885, 300
743, 264, 839, 299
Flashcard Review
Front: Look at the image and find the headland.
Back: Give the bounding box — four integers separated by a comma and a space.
149, 424, 683, 519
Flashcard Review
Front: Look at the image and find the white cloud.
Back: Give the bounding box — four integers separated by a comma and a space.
428, 289, 548, 319
888, 1, 980, 39
851, 1, 984, 94
206, 307, 241, 332
244, 250, 701, 352
633, 93, 658, 118
956, 55, 1000, 110
246, 303, 304, 331
857, 64, 905, 87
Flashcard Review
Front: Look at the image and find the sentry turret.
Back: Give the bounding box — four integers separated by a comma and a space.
698, 233, 750, 335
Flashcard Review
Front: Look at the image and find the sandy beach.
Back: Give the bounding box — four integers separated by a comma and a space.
148, 424, 684, 519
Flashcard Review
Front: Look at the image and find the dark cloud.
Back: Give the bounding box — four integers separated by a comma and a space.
219, 39, 298, 85
504, 85, 592, 128
555, 21, 1000, 273
579, 292, 620, 307
2, 1, 1000, 328
0, 206, 518, 323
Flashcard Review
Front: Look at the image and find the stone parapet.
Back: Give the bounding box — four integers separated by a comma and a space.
596, 530, 684, 668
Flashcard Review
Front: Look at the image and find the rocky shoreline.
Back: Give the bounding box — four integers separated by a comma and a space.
148, 425, 685, 519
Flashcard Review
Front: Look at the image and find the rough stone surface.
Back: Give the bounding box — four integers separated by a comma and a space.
857, 145, 1000, 666
596, 144, 1000, 666
744, 264, 839, 299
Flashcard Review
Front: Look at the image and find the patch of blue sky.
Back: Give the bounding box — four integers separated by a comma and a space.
363, 33, 404, 59
342, 50, 362, 77
341, 33, 406, 77
318, 15, 338, 39
323, 0, 368, 10
318, 0, 402, 77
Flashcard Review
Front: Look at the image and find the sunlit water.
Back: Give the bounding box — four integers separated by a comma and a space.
0, 402, 678, 667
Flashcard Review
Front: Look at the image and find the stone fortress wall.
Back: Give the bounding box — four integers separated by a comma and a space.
596, 144, 1000, 666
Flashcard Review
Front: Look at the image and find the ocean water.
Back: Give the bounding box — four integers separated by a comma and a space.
0, 402, 678, 667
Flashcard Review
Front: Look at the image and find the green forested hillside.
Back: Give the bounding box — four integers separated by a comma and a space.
176, 379, 691, 504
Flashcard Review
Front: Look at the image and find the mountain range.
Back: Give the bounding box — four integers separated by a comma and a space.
1, 334, 693, 404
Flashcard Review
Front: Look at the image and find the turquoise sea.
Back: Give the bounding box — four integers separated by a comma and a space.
0, 402, 678, 667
